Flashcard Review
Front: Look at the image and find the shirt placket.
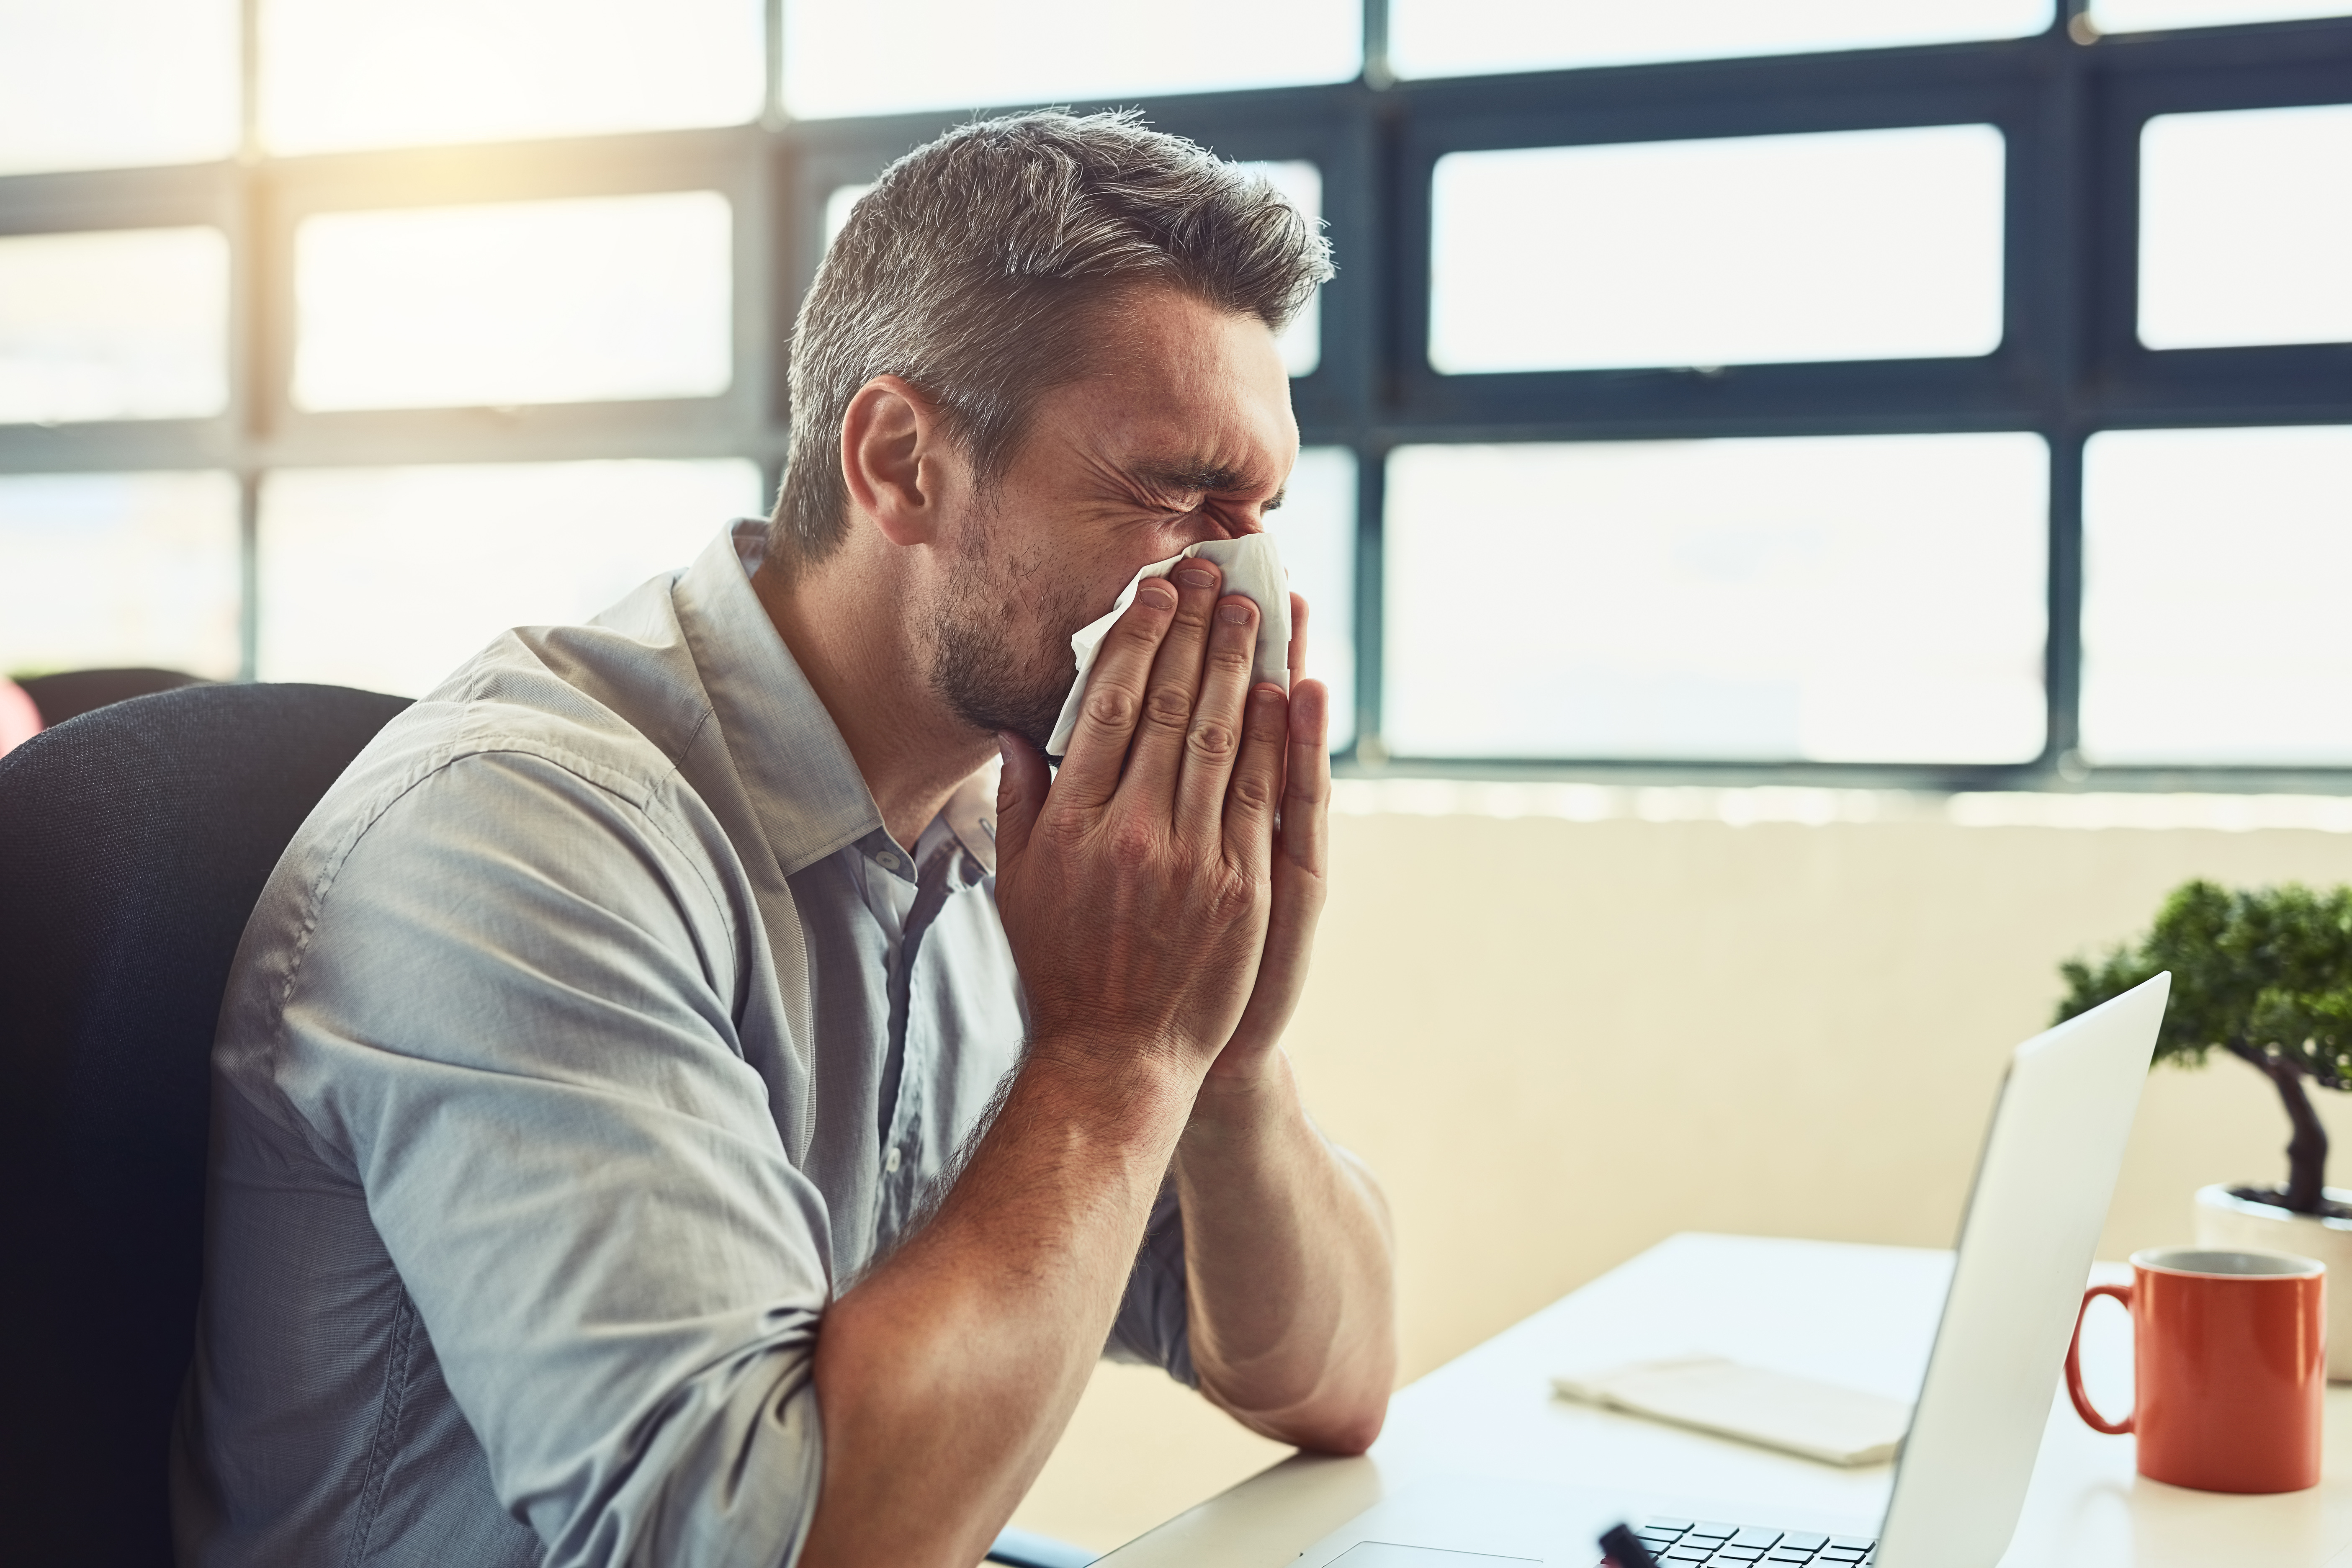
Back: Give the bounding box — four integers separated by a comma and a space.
876, 837, 962, 1243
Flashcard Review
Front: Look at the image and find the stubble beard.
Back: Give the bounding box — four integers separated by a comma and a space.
929, 525, 1096, 754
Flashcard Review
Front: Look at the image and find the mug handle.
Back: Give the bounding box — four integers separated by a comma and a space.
2065, 1283, 2136, 1435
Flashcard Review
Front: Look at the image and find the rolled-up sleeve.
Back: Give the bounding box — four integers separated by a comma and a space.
1105, 1175, 1196, 1387
262, 750, 832, 1568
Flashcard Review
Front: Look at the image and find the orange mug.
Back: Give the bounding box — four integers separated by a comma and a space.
2064, 1246, 2325, 1493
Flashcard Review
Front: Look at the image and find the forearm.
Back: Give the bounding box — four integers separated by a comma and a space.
1173, 1051, 1397, 1453
799, 1044, 1198, 1568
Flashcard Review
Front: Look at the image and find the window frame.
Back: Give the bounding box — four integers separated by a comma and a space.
3, 0, 2351, 791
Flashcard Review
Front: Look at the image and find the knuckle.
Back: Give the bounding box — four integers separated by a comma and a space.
1101, 619, 1158, 657
1104, 608, 1171, 653
1141, 684, 1194, 731
1210, 872, 1263, 924
1207, 642, 1253, 677
1228, 770, 1276, 811
1107, 822, 1158, 869
1081, 682, 1140, 730
1186, 720, 1238, 760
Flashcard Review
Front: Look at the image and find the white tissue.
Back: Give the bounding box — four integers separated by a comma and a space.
1044, 534, 1290, 760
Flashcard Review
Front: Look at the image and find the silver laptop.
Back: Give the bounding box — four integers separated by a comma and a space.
1293, 972, 2171, 1568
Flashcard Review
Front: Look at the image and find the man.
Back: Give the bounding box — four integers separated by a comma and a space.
174, 110, 1398, 1568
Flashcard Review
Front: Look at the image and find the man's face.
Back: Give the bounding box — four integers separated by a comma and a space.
924, 287, 1300, 751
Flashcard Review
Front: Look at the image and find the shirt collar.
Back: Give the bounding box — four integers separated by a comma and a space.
670, 520, 883, 877
669, 519, 1000, 882
939, 770, 998, 878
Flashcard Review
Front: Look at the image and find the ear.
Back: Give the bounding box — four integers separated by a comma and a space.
839, 374, 952, 548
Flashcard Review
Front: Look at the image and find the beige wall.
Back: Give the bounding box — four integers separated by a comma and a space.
1009, 790, 2352, 1554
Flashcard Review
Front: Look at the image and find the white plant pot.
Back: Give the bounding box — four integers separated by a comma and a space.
2193, 1182, 2352, 1381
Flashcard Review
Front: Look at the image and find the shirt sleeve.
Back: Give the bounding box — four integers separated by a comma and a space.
1104, 1172, 1197, 1386
259, 749, 832, 1568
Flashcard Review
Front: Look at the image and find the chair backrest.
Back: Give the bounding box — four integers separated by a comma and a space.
17, 667, 208, 729
0, 682, 410, 1568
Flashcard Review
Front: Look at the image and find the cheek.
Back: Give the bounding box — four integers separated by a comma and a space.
1090, 530, 1198, 607
976, 548, 1093, 663
967, 508, 1170, 640
999, 536, 1127, 627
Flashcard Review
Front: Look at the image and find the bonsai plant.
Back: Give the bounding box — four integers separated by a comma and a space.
2059, 878, 2352, 1220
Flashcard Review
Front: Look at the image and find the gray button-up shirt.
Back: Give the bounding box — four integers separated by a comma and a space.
172, 521, 1194, 1568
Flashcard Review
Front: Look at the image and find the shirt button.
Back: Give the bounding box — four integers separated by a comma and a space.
875, 851, 900, 871
883, 1146, 902, 1173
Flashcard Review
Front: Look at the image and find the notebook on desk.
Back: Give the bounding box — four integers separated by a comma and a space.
1290, 973, 2172, 1568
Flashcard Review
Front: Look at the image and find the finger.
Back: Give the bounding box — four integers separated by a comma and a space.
1279, 677, 1331, 883
1173, 594, 1263, 845
1224, 680, 1331, 1054
1117, 559, 1224, 810
1052, 577, 1180, 812
1220, 682, 1288, 875
1287, 590, 1309, 684
993, 729, 1049, 865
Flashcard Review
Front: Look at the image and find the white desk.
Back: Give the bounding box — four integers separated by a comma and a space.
1095, 1233, 2352, 1567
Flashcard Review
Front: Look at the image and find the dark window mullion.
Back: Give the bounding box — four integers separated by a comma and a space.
2039, 17, 2097, 775
1348, 52, 1404, 762
235, 0, 265, 680
2046, 430, 2087, 772
1352, 439, 1387, 762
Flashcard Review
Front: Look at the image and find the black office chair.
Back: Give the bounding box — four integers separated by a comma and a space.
0, 681, 414, 1566
15, 666, 208, 729
0, 680, 1092, 1568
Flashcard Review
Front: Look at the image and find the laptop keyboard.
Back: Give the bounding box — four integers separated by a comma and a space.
1608, 1519, 1878, 1568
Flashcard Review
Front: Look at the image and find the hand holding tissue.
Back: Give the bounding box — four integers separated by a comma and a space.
1045, 534, 1290, 760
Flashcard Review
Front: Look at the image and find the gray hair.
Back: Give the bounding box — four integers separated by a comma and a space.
767, 110, 1333, 567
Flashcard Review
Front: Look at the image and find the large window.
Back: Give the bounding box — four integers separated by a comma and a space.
5, 0, 2351, 790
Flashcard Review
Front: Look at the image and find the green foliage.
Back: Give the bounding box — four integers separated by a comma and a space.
2057, 880, 2352, 1090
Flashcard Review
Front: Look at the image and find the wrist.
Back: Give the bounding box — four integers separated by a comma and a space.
1021, 1031, 1204, 1130
1182, 1047, 1297, 1151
